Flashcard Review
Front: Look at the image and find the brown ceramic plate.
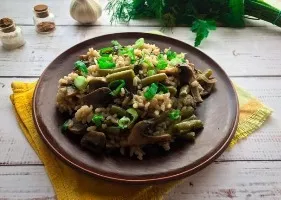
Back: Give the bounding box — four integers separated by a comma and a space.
33, 32, 238, 184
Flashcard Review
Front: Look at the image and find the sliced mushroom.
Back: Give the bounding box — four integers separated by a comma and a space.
179, 64, 195, 85
68, 119, 87, 135
201, 83, 215, 97
80, 131, 106, 153
128, 120, 171, 146
88, 77, 107, 92
158, 67, 179, 76
81, 87, 112, 108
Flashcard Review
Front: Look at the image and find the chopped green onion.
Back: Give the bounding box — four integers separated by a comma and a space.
120, 47, 136, 64
61, 119, 72, 132
126, 108, 139, 126
108, 79, 126, 96
92, 114, 104, 127
156, 59, 168, 70
134, 38, 144, 48
147, 69, 156, 76
144, 83, 158, 100
169, 109, 181, 120
118, 116, 131, 129
166, 50, 177, 60
111, 40, 122, 48
169, 57, 186, 66
144, 58, 153, 68
74, 61, 88, 76
97, 56, 116, 69
157, 83, 168, 94
99, 47, 113, 56
156, 55, 168, 70
74, 76, 88, 90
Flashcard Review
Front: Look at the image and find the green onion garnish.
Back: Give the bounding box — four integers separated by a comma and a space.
109, 79, 126, 96
169, 109, 181, 120
134, 38, 144, 48
99, 47, 113, 56
97, 56, 116, 69
147, 69, 156, 76
74, 60, 88, 76
157, 83, 169, 94
120, 47, 136, 64
144, 58, 153, 68
126, 108, 139, 126
111, 40, 122, 48
144, 83, 158, 100
156, 54, 168, 70
166, 50, 177, 60
61, 119, 72, 132
92, 114, 104, 127
170, 57, 186, 66
118, 116, 131, 129
74, 76, 88, 90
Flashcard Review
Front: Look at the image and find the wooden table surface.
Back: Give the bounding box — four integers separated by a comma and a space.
1, 0, 281, 199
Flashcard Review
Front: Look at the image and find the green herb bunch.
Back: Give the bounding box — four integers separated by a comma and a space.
105, 0, 281, 46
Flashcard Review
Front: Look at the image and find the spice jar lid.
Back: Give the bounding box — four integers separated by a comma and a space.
34, 4, 49, 18
34, 4, 48, 12
0, 18, 16, 33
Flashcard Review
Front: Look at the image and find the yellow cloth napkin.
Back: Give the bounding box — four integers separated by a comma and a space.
10, 82, 272, 200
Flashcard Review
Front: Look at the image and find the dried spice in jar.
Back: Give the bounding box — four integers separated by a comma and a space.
0, 18, 25, 50
33, 4, 56, 33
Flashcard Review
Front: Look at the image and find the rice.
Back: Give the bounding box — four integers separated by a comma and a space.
75, 105, 94, 123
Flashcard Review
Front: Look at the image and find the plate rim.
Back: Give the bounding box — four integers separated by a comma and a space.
32, 32, 239, 184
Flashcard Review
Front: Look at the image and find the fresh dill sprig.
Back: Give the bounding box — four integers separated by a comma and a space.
105, 0, 134, 24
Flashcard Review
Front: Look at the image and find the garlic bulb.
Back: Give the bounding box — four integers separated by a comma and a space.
70, 0, 102, 24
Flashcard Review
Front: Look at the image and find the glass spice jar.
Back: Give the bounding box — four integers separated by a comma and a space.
33, 4, 56, 34
0, 18, 25, 50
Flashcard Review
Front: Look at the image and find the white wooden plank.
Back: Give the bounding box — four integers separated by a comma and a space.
0, 77, 280, 165
0, 166, 54, 199
0, 0, 278, 27
1, 162, 281, 199
166, 161, 281, 200
220, 77, 281, 161
0, 26, 281, 77
0, 78, 41, 165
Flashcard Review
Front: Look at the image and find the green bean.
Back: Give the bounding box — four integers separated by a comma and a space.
167, 118, 182, 135
106, 69, 135, 82
112, 66, 134, 73
105, 126, 120, 135
174, 120, 203, 132
181, 115, 198, 123
187, 114, 197, 121
181, 106, 194, 119
167, 86, 177, 96
190, 81, 203, 103
97, 69, 112, 76
98, 66, 134, 76
110, 105, 127, 116
141, 73, 168, 87
179, 85, 190, 97
176, 131, 195, 141
182, 94, 195, 107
